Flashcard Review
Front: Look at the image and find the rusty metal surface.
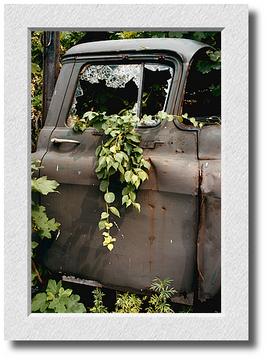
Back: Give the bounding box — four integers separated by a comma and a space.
34, 39, 221, 306
41, 120, 199, 304
64, 38, 209, 63
198, 125, 221, 160
42, 31, 60, 124
197, 161, 221, 302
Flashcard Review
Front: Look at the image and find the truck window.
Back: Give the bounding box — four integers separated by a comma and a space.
67, 62, 174, 128
182, 50, 221, 121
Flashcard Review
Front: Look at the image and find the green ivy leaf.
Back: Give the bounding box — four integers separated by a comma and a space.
114, 152, 124, 163
142, 160, 151, 170
99, 180, 109, 192
107, 243, 114, 251
138, 170, 148, 182
133, 203, 141, 212
32, 205, 60, 239
47, 279, 61, 295
101, 212, 109, 220
32, 292, 48, 312
126, 134, 140, 143
31, 176, 59, 195
109, 206, 120, 218
124, 171, 132, 183
122, 195, 129, 205
129, 192, 136, 202
98, 220, 106, 230
131, 174, 138, 184
104, 192, 115, 204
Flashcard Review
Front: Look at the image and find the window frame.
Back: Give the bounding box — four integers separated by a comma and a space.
58, 52, 182, 130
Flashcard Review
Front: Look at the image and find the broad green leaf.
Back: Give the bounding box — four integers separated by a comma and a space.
46, 279, 60, 295
109, 206, 120, 218
95, 145, 102, 157
31, 62, 41, 75
98, 220, 106, 230
126, 134, 140, 143
107, 243, 114, 251
126, 199, 132, 208
114, 152, 124, 163
55, 303, 67, 313
118, 164, 125, 174
124, 170, 132, 183
66, 296, 86, 313
122, 195, 129, 205
32, 176, 59, 195
99, 180, 109, 192
104, 192, 115, 204
133, 147, 143, 154
112, 161, 119, 170
134, 178, 141, 189
110, 145, 117, 153
122, 186, 130, 195
129, 192, 136, 202
32, 204, 60, 239
101, 212, 109, 220
131, 174, 138, 184
32, 292, 48, 312
133, 202, 141, 212
142, 160, 151, 170
138, 170, 148, 182
32, 241, 39, 249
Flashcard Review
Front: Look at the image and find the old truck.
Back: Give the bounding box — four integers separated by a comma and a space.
33, 38, 221, 307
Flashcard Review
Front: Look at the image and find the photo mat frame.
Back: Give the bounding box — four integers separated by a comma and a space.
4, 4, 248, 341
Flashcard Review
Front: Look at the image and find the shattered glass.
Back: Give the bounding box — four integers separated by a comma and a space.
67, 62, 174, 127
80, 64, 142, 88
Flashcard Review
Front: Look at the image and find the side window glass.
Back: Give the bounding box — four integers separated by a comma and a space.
67, 62, 174, 128
182, 50, 221, 122
67, 64, 141, 126
139, 64, 174, 127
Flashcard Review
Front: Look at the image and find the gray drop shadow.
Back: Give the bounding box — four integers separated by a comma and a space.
12, 16, 255, 347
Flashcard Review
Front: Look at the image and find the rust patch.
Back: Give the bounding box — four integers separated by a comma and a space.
148, 188, 156, 273
197, 165, 205, 282
147, 157, 159, 191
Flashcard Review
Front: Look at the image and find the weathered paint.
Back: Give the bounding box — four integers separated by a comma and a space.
34, 38, 221, 305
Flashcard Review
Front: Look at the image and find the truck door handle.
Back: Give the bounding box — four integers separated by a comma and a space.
51, 137, 80, 145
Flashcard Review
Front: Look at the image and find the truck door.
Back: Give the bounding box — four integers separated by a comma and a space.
40, 54, 199, 304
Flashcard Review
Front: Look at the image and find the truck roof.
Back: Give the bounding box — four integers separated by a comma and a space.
64, 38, 210, 63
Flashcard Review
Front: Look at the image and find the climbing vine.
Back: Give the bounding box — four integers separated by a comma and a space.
72, 111, 174, 250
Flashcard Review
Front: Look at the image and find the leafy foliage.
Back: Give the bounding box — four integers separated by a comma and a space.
111, 31, 221, 73
196, 49, 221, 74
32, 176, 59, 195
31, 31, 86, 152
31, 160, 60, 241
111, 31, 221, 104
31, 32, 43, 152
60, 32, 86, 57
31, 160, 60, 287
32, 204, 60, 239
146, 277, 177, 313
115, 292, 144, 313
72, 111, 173, 250
86, 277, 178, 313
32, 280, 86, 313
89, 288, 108, 313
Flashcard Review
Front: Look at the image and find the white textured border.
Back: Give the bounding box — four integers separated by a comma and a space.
4, 4, 248, 341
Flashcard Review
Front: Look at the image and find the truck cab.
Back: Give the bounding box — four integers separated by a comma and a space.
34, 38, 221, 306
